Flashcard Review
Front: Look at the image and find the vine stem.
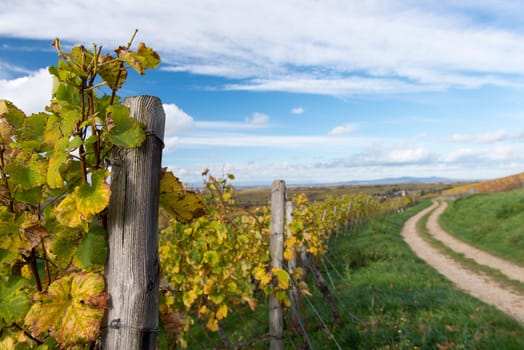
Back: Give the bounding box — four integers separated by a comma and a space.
110, 29, 138, 105
13, 322, 43, 345
25, 248, 42, 292
0, 147, 14, 212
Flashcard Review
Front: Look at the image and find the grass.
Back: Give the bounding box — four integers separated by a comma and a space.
182, 201, 524, 349
439, 188, 524, 266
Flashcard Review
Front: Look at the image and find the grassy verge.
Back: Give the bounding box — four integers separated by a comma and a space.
184, 201, 524, 349
439, 188, 524, 266
416, 208, 524, 295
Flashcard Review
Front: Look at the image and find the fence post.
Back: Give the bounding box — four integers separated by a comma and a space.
285, 200, 299, 319
103, 96, 165, 349
270, 180, 286, 350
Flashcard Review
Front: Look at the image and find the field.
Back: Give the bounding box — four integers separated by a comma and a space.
234, 182, 453, 208
183, 201, 524, 349
440, 187, 524, 266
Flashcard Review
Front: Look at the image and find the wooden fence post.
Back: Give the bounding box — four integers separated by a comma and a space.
103, 96, 165, 349
270, 180, 286, 350
285, 200, 298, 317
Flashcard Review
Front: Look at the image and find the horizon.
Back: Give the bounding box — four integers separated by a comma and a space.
2, 1, 524, 185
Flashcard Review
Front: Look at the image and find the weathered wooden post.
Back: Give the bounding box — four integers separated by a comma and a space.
103, 96, 165, 349
269, 180, 286, 350
285, 200, 300, 332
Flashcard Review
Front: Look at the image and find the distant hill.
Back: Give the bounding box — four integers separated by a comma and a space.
442, 172, 524, 197
338, 176, 454, 186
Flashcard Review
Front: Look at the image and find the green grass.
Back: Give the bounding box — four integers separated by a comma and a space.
182, 202, 524, 349
440, 188, 524, 266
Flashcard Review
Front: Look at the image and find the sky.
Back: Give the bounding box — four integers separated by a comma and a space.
2, 1, 524, 186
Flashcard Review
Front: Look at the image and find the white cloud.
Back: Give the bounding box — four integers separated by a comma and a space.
2, 1, 524, 95
224, 77, 436, 96
451, 129, 512, 143
0, 69, 52, 114
291, 107, 304, 114
163, 103, 195, 135
245, 112, 269, 125
358, 147, 434, 165
329, 123, 357, 136
442, 148, 481, 163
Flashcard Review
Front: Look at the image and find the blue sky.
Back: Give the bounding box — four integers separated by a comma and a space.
2, 1, 524, 185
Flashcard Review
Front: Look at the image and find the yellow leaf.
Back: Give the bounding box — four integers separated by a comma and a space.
206, 317, 219, 332
283, 248, 294, 261
198, 305, 208, 316
203, 279, 214, 295
55, 195, 83, 228
242, 295, 257, 311
183, 290, 198, 309
75, 169, 110, 218
272, 268, 290, 290
216, 304, 228, 320
24, 272, 106, 347
159, 172, 205, 224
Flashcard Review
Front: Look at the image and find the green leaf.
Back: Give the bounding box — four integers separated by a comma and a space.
0, 276, 31, 328
106, 104, 145, 148
0, 206, 30, 254
68, 135, 83, 151
20, 112, 48, 143
0, 249, 19, 275
55, 83, 81, 105
203, 251, 219, 267
75, 169, 110, 218
14, 187, 43, 206
24, 272, 107, 347
7, 155, 47, 190
0, 99, 25, 129
159, 172, 205, 224
74, 225, 107, 270
47, 228, 80, 271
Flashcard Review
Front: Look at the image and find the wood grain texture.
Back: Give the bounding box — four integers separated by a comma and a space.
103, 96, 165, 350
269, 180, 285, 350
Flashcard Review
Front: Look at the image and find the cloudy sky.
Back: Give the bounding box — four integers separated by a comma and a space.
2, 1, 524, 185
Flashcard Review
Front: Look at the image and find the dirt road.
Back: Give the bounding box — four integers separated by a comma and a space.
401, 201, 524, 324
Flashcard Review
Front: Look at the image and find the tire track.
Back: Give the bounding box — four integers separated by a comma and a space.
401, 201, 524, 324
428, 201, 524, 284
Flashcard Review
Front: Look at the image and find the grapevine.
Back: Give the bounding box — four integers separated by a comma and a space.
0, 32, 164, 348
158, 173, 414, 347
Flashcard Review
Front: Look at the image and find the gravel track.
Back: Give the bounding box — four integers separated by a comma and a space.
401, 201, 524, 324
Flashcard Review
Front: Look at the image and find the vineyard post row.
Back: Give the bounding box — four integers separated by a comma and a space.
103, 96, 166, 349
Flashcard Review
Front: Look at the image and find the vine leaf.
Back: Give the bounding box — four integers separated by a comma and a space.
74, 225, 107, 270
47, 151, 68, 189
116, 42, 160, 75
24, 272, 107, 348
0, 99, 25, 130
98, 54, 127, 90
56, 169, 110, 227
106, 104, 145, 148
0, 207, 30, 254
55, 195, 83, 228
75, 169, 110, 219
0, 276, 31, 328
159, 172, 205, 224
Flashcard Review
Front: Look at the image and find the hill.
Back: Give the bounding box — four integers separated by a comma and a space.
442, 172, 524, 197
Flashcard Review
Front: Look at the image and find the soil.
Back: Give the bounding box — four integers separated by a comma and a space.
401, 201, 524, 324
